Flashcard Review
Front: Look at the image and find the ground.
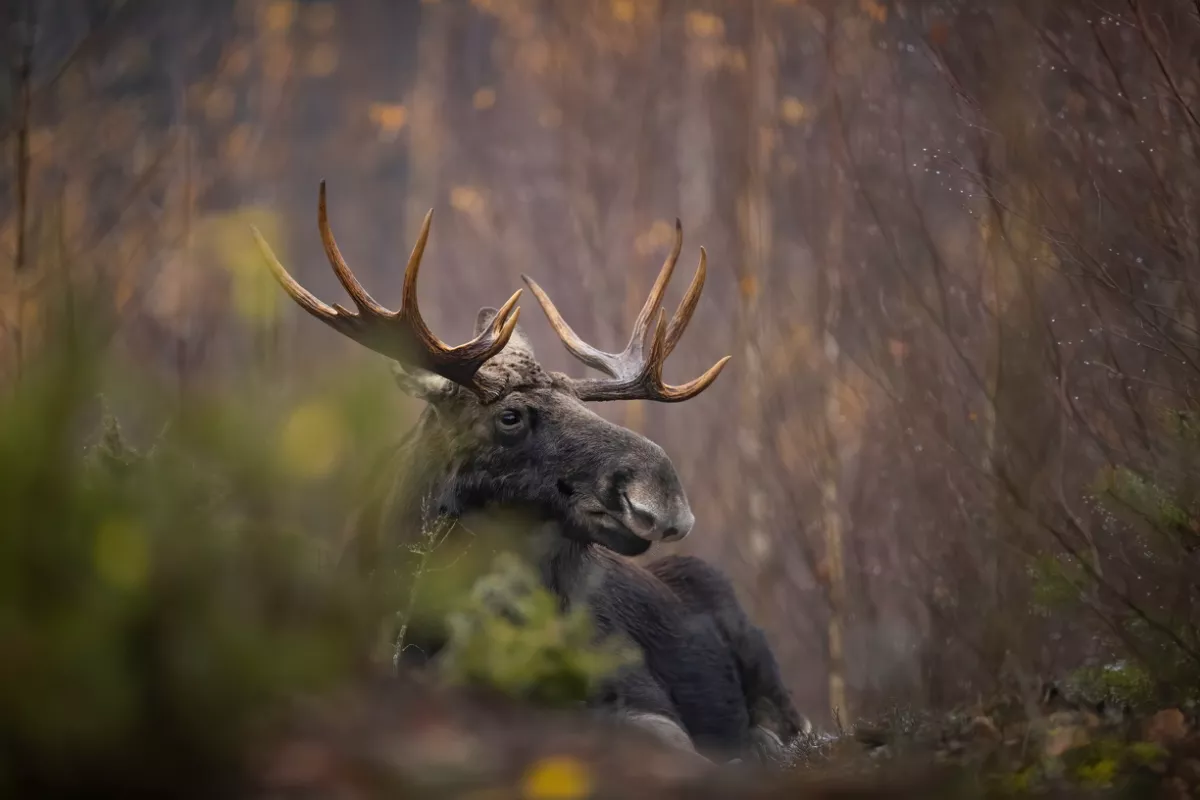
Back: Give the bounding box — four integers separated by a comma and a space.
250, 676, 1199, 799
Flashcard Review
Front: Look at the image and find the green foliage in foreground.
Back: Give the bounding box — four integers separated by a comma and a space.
437, 553, 641, 708
0, 353, 375, 797
0, 341, 642, 796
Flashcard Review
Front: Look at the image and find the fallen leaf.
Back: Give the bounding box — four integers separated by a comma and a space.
1144, 709, 1188, 744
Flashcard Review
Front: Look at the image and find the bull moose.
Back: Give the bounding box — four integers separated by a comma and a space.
252, 182, 807, 763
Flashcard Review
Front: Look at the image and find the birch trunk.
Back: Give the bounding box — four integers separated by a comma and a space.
819, 11, 848, 725
404, 1, 451, 247
736, 0, 775, 596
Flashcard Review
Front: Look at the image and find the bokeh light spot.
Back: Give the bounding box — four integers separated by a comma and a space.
94, 518, 149, 590
521, 756, 593, 800
279, 402, 346, 479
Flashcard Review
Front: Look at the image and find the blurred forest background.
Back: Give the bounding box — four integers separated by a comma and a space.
1, 0, 1197, 739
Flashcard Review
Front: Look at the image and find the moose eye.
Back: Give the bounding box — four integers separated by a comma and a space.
497, 409, 523, 430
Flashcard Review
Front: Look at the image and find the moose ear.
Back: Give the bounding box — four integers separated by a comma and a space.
390, 361, 458, 403
474, 306, 535, 358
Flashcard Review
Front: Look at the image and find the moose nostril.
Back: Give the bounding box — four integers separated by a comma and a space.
661, 527, 680, 541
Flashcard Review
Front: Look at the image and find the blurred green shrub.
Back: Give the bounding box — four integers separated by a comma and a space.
1064, 661, 1156, 710
0, 346, 375, 797
0, 328, 651, 796
436, 553, 640, 708
1029, 405, 1200, 710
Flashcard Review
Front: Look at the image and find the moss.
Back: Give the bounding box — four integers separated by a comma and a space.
1073, 757, 1118, 788
1125, 741, 1168, 767
986, 764, 1041, 796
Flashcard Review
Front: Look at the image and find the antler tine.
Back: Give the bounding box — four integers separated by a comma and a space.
253, 183, 523, 400
662, 245, 707, 359
629, 219, 683, 353
252, 225, 340, 323
318, 180, 385, 315
396, 209, 523, 368
398, 209, 447, 353
521, 219, 730, 403
520, 274, 620, 377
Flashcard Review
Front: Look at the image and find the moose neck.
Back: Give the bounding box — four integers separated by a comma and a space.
378, 410, 608, 608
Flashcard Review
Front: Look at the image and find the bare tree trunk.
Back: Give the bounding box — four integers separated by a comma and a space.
819, 234, 848, 725
405, 1, 452, 247
9, 0, 36, 382
678, 3, 714, 233
735, 0, 775, 602
819, 10, 848, 725
979, 211, 1002, 628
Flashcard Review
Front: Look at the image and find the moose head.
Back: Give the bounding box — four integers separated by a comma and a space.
252, 182, 729, 560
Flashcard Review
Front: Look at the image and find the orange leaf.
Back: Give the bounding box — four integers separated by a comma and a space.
929, 20, 949, 45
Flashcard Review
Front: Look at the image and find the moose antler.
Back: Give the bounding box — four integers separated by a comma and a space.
520, 220, 730, 403
251, 181, 522, 400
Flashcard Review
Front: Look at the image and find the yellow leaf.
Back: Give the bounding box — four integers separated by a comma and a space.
369, 102, 408, 137
450, 186, 488, 217
859, 0, 887, 23
28, 127, 54, 158
263, 43, 292, 81
306, 41, 339, 76
225, 124, 252, 160
517, 39, 551, 75
193, 206, 287, 326
302, 41, 336, 76
302, 2, 336, 33
521, 756, 592, 800
95, 518, 149, 591
722, 47, 747, 73
205, 85, 236, 123
221, 44, 252, 78
264, 0, 296, 32
780, 96, 808, 125
685, 11, 725, 39
473, 87, 496, 109
279, 402, 346, 480
633, 219, 676, 256
739, 274, 759, 299
611, 0, 635, 22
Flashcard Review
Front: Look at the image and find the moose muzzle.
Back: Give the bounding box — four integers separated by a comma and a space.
619, 481, 695, 543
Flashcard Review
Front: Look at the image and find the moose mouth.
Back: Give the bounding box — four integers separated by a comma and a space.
581, 509, 654, 557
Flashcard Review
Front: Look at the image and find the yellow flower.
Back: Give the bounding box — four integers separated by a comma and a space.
521, 756, 593, 799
